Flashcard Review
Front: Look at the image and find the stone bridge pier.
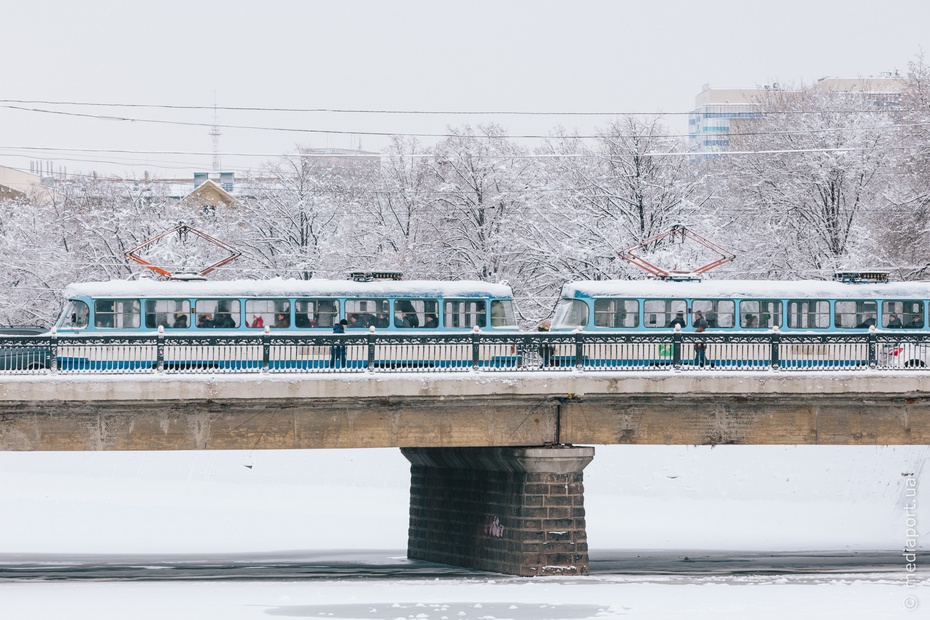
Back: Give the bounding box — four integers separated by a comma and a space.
402, 445, 595, 576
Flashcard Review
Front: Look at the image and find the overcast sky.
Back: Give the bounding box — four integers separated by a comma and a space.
1, 0, 928, 179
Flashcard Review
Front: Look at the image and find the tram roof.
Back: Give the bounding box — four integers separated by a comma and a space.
561, 279, 930, 299
64, 278, 514, 299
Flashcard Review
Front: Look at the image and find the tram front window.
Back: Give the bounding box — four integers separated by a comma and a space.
57, 300, 89, 329
551, 299, 588, 328
490, 300, 516, 327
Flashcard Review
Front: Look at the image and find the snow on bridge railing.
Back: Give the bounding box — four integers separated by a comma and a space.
0, 329, 926, 375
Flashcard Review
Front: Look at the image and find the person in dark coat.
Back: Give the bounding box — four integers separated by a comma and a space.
887, 314, 903, 329
213, 312, 237, 328
693, 325, 708, 367
907, 314, 924, 329
330, 319, 348, 368
693, 310, 709, 329
668, 311, 686, 328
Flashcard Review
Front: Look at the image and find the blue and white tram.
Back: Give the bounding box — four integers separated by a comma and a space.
549, 279, 930, 368
53, 278, 518, 370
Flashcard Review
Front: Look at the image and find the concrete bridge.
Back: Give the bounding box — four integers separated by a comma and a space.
2, 371, 929, 576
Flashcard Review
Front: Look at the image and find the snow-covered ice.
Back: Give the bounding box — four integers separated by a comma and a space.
0, 445, 928, 618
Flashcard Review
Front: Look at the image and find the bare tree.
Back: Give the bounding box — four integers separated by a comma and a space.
877, 56, 930, 279
724, 83, 894, 277
236, 151, 356, 280
531, 118, 706, 282
355, 136, 440, 277
429, 125, 535, 283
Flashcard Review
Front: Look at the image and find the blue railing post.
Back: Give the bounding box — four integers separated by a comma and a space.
261, 326, 271, 371
156, 326, 165, 372
49, 329, 58, 373
672, 326, 682, 369
367, 327, 376, 371
575, 328, 585, 370
771, 327, 781, 370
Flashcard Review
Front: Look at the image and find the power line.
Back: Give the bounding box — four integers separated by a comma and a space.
0, 97, 914, 116
3, 102, 926, 144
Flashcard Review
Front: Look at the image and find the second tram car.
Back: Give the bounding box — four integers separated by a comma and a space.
549, 278, 930, 368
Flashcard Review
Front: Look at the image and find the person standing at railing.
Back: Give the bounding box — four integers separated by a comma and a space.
694, 325, 708, 367
537, 319, 552, 367
331, 319, 348, 368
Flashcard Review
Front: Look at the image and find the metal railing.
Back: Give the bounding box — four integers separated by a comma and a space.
0, 328, 927, 375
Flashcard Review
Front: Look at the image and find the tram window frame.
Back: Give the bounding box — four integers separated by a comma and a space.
393, 299, 438, 329
692, 299, 735, 328
444, 299, 488, 329
739, 299, 782, 328
144, 299, 191, 329
643, 299, 687, 329
787, 299, 831, 329
593, 299, 639, 328
294, 299, 339, 328
882, 300, 922, 329
245, 299, 291, 329
345, 298, 389, 329
195, 299, 241, 329
834, 300, 878, 329
94, 299, 140, 329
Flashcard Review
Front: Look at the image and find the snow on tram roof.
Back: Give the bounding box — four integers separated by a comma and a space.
561, 279, 930, 299
64, 278, 514, 299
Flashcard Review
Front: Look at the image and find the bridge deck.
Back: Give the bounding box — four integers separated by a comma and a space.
1, 371, 928, 450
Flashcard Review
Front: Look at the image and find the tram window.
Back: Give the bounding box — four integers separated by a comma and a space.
295, 299, 339, 328
59, 300, 89, 329
834, 300, 877, 329
444, 299, 488, 329
393, 299, 438, 328
94, 299, 140, 329
643, 299, 687, 328
346, 298, 389, 329
490, 300, 516, 327
144, 299, 191, 329
740, 300, 782, 328
693, 299, 734, 328
594, 299, 638, 328
787, 300, 830, 329
245, 299, 290, 328
551, 299, 588, 328
195, 300, 241, 328
882, 301, 922, 329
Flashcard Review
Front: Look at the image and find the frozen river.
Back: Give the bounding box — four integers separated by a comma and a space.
2, 446, 928, 617
1, 550, 926, 619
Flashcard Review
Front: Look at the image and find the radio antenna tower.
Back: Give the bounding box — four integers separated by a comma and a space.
210, 95, 222, 172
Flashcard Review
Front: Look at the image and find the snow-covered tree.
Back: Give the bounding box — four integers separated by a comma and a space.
876, 56, 930, 279
429, 125, 535, 284
235, 151, 359, 280
353, 136, 440, 278
723, 83, 894, 277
